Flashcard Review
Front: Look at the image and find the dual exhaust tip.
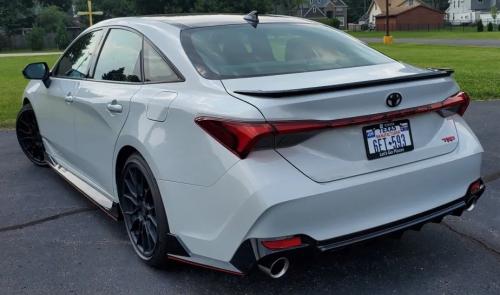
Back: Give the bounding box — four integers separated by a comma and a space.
258, 257, 290, 279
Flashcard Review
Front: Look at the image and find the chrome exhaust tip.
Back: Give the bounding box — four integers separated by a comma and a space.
466, 201, 476, 212
258, 257, 290, 279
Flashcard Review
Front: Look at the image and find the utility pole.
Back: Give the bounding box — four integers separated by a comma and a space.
383, 0, 393, 44
77, 0, 103, 26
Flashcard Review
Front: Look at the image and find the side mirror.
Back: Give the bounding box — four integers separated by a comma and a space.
22, 62, 51, 88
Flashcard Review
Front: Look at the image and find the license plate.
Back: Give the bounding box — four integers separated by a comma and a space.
363, 120, 414, 160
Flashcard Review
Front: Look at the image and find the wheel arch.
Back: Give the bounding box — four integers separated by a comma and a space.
113, 137, 162, 203
22, 97, 31, 105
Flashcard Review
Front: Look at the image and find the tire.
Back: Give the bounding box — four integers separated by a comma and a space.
119, 153, 170, 267
15, 103, 48, 167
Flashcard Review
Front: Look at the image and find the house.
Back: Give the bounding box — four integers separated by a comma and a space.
296, 0, 349, 29
361, 0, 427, 27
360, 0, 444, 30
446, 0, 500, 24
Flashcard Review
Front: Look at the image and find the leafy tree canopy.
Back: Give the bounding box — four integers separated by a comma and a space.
0, 0, 34, 35
36, 5, 69, 33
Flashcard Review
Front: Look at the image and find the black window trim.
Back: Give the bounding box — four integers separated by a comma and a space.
88, 25, 185, 85
90, 27, 145, 84
51, 28, 105, 80
52, 25, 185, 85
143, 38, 184, 84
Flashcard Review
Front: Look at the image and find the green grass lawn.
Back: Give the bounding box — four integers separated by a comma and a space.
0, 55, 58, 128
350, 29, 500, 39
372, 43, 500, 100
0, 45, 499, 129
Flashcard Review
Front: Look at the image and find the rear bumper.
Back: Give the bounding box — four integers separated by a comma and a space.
158, 117, 483, 274
231, 179, 485, 273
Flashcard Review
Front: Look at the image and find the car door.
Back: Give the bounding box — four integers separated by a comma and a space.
35, 30, 103, 167
72, 28, 143, 196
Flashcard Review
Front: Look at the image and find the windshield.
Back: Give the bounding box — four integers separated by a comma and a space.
181, 23, 393, 79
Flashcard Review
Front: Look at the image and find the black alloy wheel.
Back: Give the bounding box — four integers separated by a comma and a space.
120, 153, 170, 267
16, 104, 47, 167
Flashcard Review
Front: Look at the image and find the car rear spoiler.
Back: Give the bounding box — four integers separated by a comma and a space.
233, 68, 454, 98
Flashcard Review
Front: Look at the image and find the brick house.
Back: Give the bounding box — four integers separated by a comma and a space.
375, 0, 445, 31
360, 0, 444, 30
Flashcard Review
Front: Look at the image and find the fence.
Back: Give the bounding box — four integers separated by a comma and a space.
349, 23, 478, 32
0, 27, 82, 51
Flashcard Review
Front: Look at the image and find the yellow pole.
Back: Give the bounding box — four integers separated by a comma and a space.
383, 0, 393, 44
87, 0, 93, 26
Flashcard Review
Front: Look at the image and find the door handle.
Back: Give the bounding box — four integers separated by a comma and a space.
107, 101, 123, 113
64, 94, 74, 103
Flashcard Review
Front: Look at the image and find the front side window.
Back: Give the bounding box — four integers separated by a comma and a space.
181, 23, 393, 79
55, 30, 103, 78
93, 29, 142, 82
144, 41, 180, 82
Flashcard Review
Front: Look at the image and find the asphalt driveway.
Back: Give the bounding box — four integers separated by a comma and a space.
1, 101, 499, 294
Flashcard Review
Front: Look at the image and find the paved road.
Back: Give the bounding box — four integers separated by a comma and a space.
0, 52, 62, 58
1, 101, 499, 294
360, 38, 500, 47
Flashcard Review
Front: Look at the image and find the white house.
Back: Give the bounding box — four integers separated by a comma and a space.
446, 0, 500, 24
360, 0, 425, 27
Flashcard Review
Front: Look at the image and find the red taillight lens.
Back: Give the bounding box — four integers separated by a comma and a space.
261, 237, 303, 250
195, 117, 274, 159
196, 91, 470, 159
438, 91, 470, 117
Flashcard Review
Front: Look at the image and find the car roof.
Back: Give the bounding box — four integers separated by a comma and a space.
132, 14, 314, 29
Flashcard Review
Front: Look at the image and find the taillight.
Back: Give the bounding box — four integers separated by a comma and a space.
196, 91, 470, 159
261, 236, 303, 250
438, 91, 470, 117
195, 117, 274, 159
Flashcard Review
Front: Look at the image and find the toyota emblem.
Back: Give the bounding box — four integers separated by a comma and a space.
386, 93, 402, 107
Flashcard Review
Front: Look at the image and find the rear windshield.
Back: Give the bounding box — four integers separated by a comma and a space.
181, 23, 393, 79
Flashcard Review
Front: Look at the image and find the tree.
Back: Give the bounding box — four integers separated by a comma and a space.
0, 0, 34, 36
491, 7, 497, 25
55, 22, 69, 49
487, 22, 493, 31
194, 0, 273, 14
76, 0, 137, 26
36, 5, 69, 33
38, 0, 73, 12
477, 19, 484, 32
135, 0, 167, 14
27, 26, 44, 50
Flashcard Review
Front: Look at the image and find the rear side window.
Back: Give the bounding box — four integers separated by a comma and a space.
181, 23, 393, 79
93, 29, 142, 82
144, 41, 180, 82
55, 30, 103, 78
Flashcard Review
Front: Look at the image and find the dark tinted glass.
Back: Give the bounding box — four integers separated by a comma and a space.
93, 29, 142, 82
144, 41, 179, 82
55, 30, 103, 78
181, 24, 393, 79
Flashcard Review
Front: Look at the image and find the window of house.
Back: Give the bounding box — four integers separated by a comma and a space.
93, 29, 143, 82
54, 30, 103, 78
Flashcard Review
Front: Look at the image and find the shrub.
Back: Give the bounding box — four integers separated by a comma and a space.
28, 27, 45, 51
0, 32, 8, 52
487, 22, 493, 31
477, 19, 484, 32
55, 24, 70, 49
329, 18, 341, 29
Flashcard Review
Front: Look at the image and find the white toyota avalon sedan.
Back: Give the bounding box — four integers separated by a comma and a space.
17, 13, 485, 278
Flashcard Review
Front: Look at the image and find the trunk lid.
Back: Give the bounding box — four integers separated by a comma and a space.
222, 63, 461, 182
